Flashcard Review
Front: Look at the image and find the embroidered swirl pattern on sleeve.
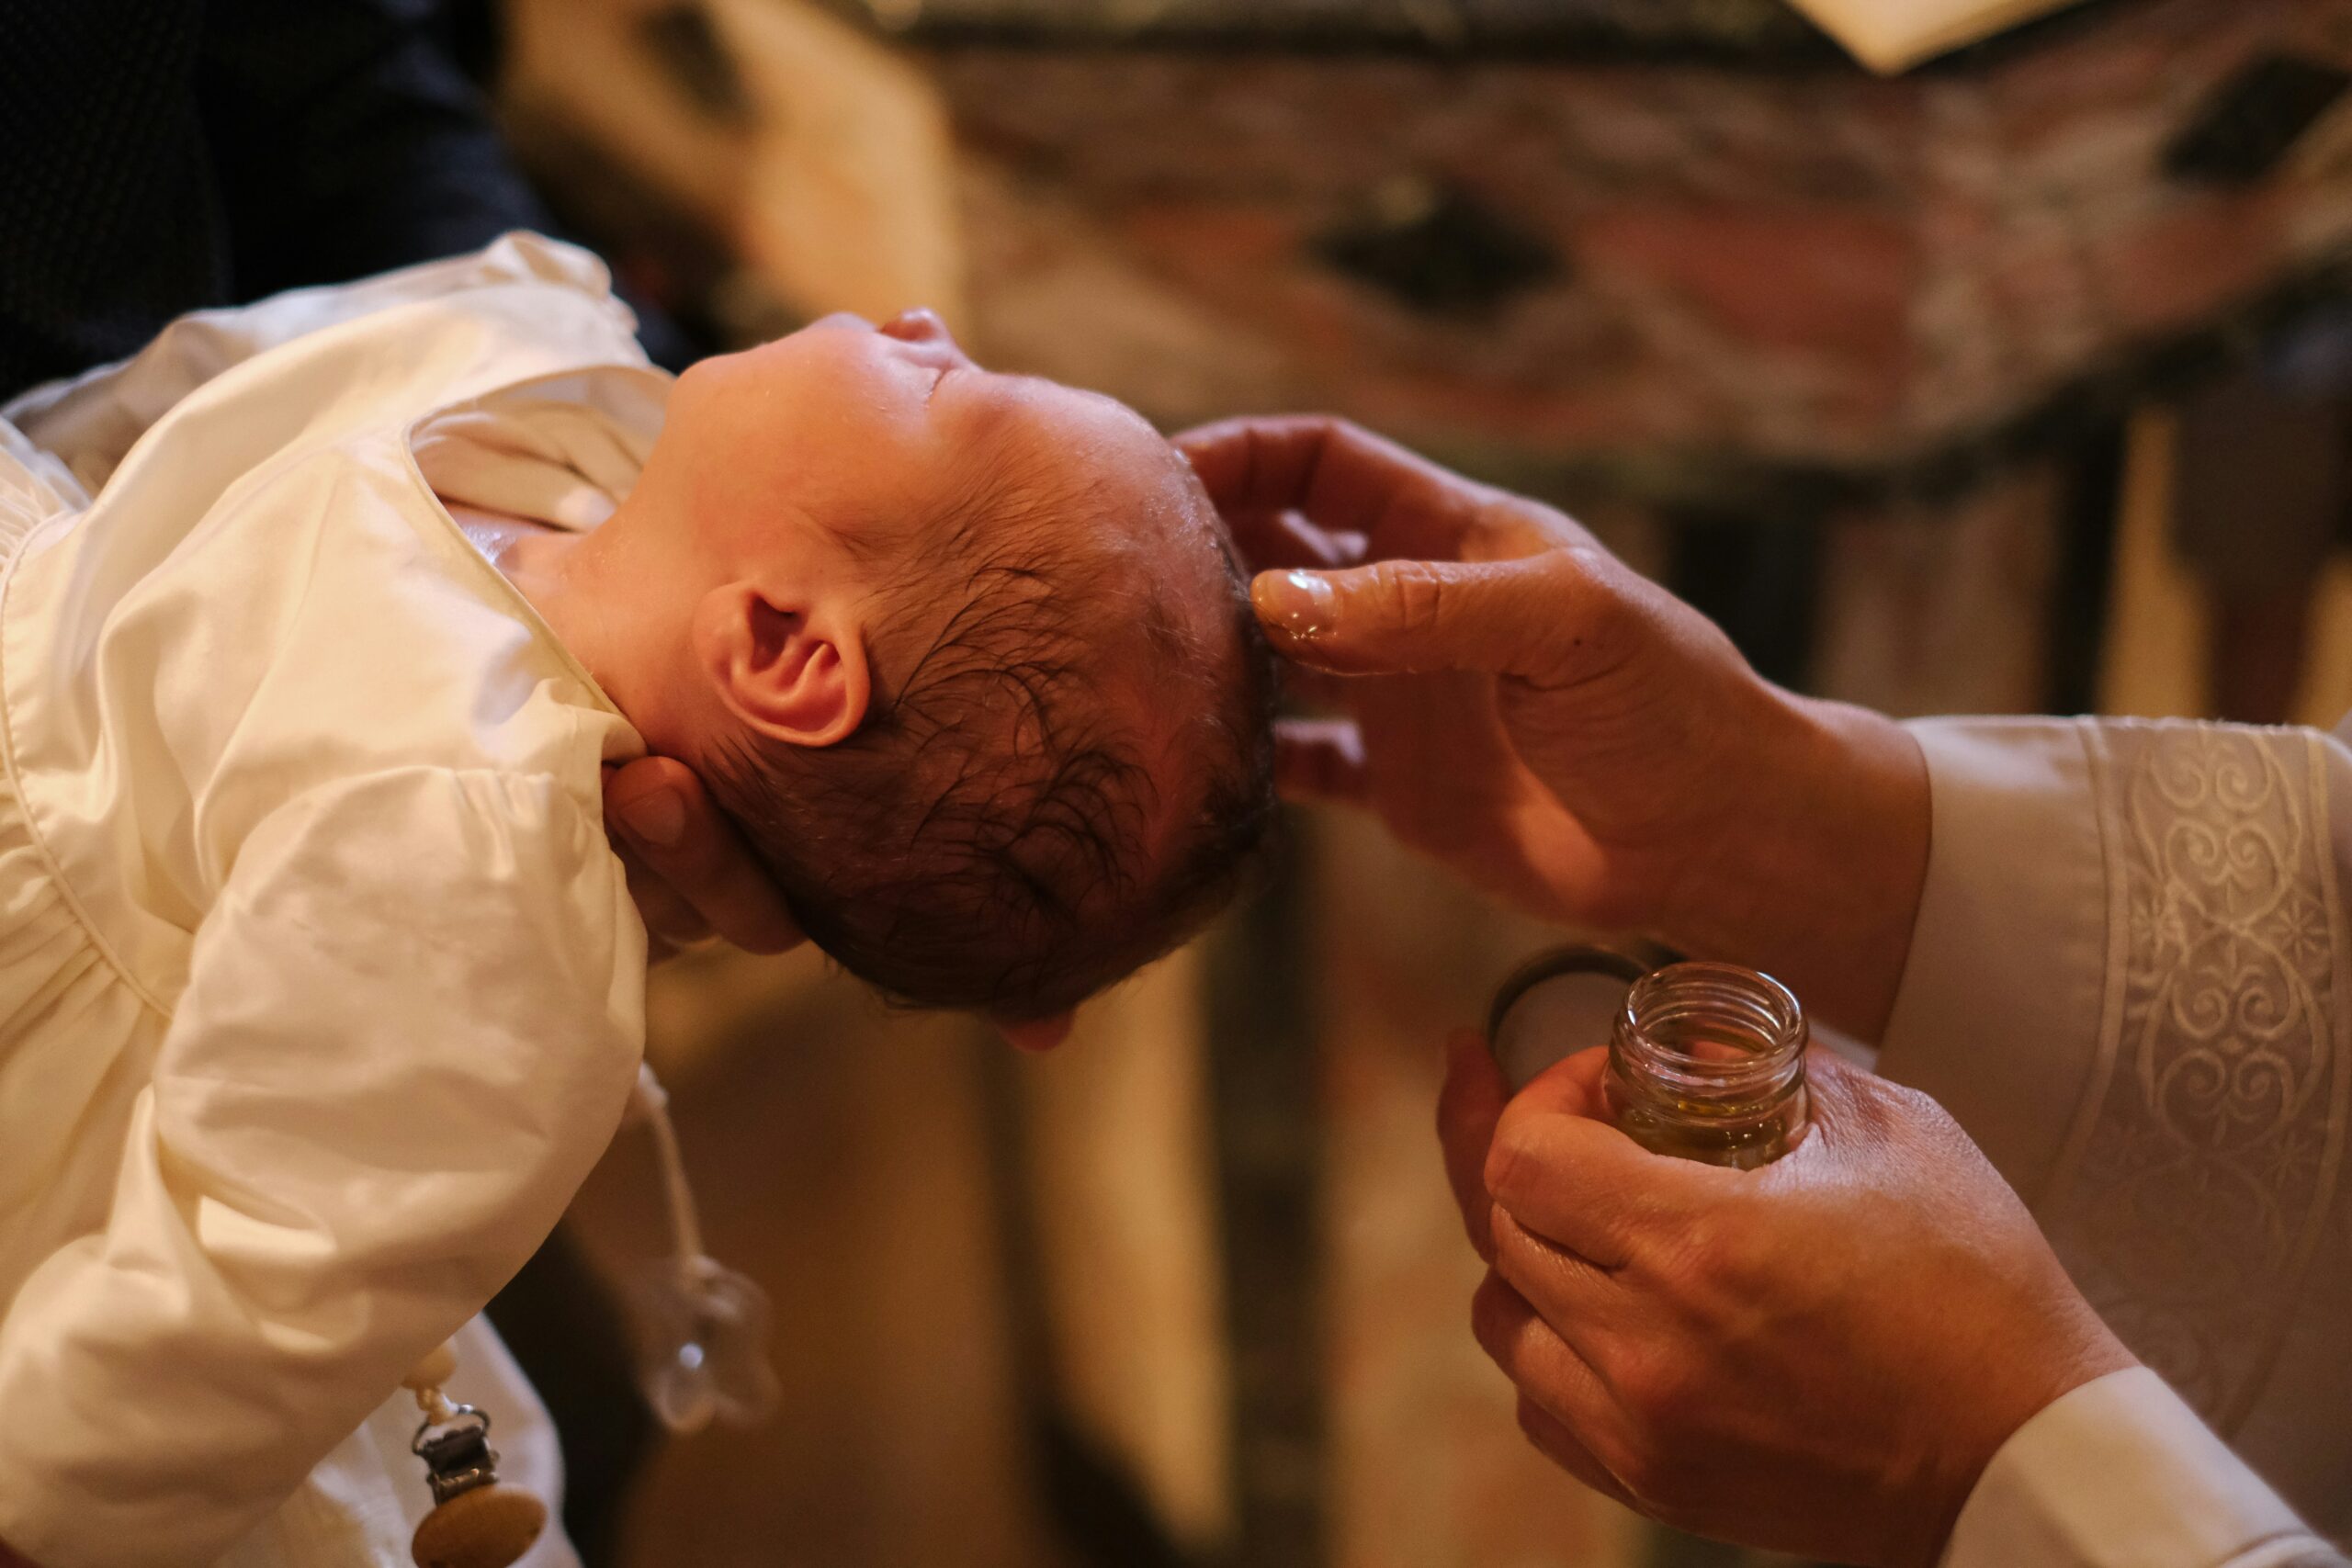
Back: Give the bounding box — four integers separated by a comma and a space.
2048, 721, 2348, 1433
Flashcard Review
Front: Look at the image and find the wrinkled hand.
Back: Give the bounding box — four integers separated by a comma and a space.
605, 757, 803, 962
1178, 414, 1716, 930
1177, 415, 1927, 1039
1435, 1035, 2135, 1567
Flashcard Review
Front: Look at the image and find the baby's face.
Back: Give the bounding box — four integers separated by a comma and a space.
671, 308, 1222, 582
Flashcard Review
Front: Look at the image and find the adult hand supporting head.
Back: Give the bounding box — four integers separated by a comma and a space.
605, 755, 804, 962
1178, 414, 1930, 1042
1435, 1036, 2136, 1566
604, 758, 1078, 1049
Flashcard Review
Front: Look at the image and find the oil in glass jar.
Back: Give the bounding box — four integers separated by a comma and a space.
1603, 961, 1807, 1169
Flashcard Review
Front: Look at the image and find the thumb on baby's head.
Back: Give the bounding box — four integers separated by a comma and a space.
1249, 554, 1613, 682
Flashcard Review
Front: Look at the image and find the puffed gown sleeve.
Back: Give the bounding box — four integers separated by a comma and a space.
0, 766, 643, 1568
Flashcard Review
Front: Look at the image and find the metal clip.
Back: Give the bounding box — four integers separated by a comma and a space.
412, 1405, 500, 1507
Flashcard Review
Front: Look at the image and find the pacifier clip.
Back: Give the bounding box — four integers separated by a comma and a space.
401, 1341, 547, 1568
398, 1063, 778, 1567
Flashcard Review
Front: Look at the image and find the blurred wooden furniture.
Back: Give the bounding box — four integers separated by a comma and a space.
907, 0, 2352, 708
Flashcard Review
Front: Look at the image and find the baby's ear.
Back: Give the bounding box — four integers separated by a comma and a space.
695, 582, 871, 749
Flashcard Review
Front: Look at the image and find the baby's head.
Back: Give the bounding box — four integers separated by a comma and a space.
616, 310, 1276, 1021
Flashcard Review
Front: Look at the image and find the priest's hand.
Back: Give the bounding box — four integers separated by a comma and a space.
1435, 1034, 2136, 1567
1176, 413, 1927, 1041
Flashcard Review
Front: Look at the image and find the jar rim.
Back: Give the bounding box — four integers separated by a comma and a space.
1617, 961, 1805, 1097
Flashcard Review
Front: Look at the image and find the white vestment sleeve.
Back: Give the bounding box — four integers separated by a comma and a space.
1878, 717, 2111, 1198
1883, 714, 2352, 1558
0, 767, 643, 1568
1945, 1370, 2345, 1568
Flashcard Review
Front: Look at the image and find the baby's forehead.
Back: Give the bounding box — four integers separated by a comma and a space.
914, 383, 1244, 698
981, 401, 1225, 569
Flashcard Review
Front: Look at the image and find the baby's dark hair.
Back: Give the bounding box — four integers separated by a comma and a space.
706, 455, 1278, 1021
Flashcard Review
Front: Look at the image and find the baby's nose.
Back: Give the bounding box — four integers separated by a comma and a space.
878, 308, 953, 346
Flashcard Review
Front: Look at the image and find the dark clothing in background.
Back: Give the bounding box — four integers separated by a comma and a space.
0, 0, 549, 399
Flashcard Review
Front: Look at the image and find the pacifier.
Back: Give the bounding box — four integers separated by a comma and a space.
634, 1252, 780, 1433
622, 1064, 781, 1434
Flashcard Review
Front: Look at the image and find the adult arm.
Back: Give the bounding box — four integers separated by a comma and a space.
1182, 419, 2352, 1390
0, 1, 221, 398
1182, 414, 2352, 1552
196, 0, 552, 305
0, 0, 550, 400
0, 769, 642, 1568
1876, 714, 2352, 1532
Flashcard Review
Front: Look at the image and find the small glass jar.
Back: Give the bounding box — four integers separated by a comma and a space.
1604, 961, 1808, 1169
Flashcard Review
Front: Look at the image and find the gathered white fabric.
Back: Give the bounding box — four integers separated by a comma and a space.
0, 235, 660, 1568
1883, 715, 2352, 1565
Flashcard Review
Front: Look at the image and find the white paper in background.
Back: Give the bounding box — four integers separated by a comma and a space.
1785, 0, 2087, 73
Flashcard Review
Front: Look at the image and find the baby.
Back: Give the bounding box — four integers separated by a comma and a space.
0, 235, 1272, 1568
462, 300, 1275, 1022
558, 313, 1268, 1017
